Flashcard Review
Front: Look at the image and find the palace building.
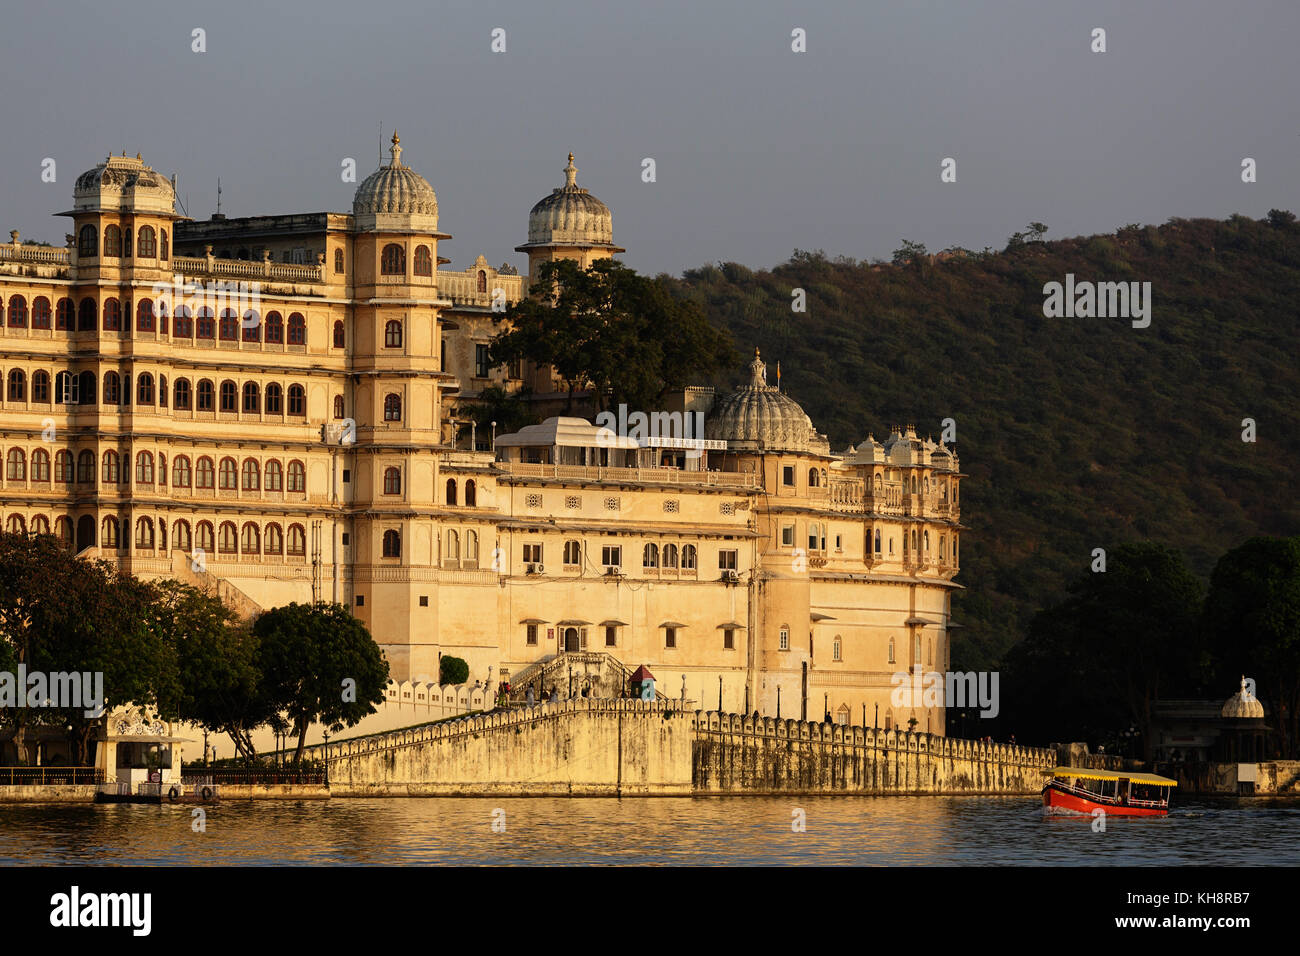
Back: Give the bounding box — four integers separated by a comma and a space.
0, 140, 963, 731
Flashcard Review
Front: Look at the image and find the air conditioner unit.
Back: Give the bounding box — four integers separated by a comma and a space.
605, 566, 618, 576
535, 563, 545, 574
525, 563, 537, 574
723, 570, 739, 583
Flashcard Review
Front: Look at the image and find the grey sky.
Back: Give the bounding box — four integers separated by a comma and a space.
2, 0, 1297, 276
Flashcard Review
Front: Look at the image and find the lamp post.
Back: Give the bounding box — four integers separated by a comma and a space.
776, 686, 781, 720
202, 729, 209, 767
718, 675, 723, 714
491, 420, 497, 454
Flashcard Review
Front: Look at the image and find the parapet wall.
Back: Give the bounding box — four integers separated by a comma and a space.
692, 712, 1055, 794
320, 702, 1053, 797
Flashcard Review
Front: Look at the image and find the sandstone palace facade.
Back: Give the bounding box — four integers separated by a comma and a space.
0, 141, 963, 732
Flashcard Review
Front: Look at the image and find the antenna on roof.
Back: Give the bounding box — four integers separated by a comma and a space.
379, 122, 383, 165
216, 178, 222, 217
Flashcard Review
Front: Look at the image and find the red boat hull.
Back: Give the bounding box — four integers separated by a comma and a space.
1042, 784, 1167, 817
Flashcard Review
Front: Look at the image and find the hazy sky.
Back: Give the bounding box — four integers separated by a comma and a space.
2, 0, 1297, 276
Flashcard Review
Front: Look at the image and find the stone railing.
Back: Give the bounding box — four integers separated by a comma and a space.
437, 270, 526, 309
172, 254, 324, 284
0, 242, 71, 265
497, 461, 760, 488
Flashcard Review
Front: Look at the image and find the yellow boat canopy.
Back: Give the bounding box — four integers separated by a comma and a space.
1042, 767, 1178, 787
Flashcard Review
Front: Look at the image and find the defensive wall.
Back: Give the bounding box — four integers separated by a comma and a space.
317, 699, 1056, 797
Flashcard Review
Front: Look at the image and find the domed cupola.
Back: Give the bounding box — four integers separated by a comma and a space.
1221, 676, 1266, 720
352, 132, 439, 232
517, 153, 624, 255
705, 349, 830, 455
72, 153, 175, 214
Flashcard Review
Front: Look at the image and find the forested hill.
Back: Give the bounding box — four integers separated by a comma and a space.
665, 213, 1300, 670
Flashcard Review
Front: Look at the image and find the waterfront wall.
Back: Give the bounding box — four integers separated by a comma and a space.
0, 785, 97, 804
322, 699, 693, 797
1162, 760, 1300, 795
320, 701, 1054, 797
692, 712, 1054, 794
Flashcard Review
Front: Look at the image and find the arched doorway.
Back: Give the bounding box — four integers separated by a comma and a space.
563, 627, 580, 652
76, 514, 95, 551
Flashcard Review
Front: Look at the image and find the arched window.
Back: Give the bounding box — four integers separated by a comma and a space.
564, 540, 582, 565
265, 383, 283, 414
7, 294, 27, 328
464, 479, 476, 506
135, 451, 154, 484
242, 310, 261, 342
383, 467, 401, 495
103, 297, 121, 331
643, 543, 659, 568
135, 517, 155, 550
197, 307, 215, 339
54, 451, 74, 484
384, 320, 402, 348
157, 453, 167, 485
137, 372, 154, 405
30, 449, 50, 482
888, 636, 896, 664
138, 226, 156, 258
6, 448, 26, 481
29, 514, 49, 535
476, 269, 487, 293
196, 521, 214, 552
287, 384, 305, 416
56, 298, 74, 330
265, 523, 283, 555
874, 529, 882, 553
287, 523, 306, 556
6, 514, 26, 534
240, 522, 260, 554
464, 530, 479, 567
31, 370, 49, 403
381, 243, 405, 275
682, 544, 697, 570
174, 305, 193, 338
287, 312, 305, 345
219, 380, 237, 413
333, 395, 344, 419
445, 529, 459, 562
174, 378, 192, 410
242, 381, 260, 414
32, 296, 50, 329
160, 229, 169, 260
55, 516, 73, 546
101, 516, 120, 549
414, 245, 432, 276
218, 521, 238, 554
7, 369, 25, 402
78, 225, 97, 257
334, 248, 344, 274
100, 450, 119, 484
195, 456, 215, 489
219, 309, 239, 341
173, 455, 192, 488
218, 457, 237, 490
78, 297, 96, 331
445, 478, 457, 505
241, 458, 260, 491
333, 320, 345, 348
808, 468, 820, 487
287, 460, 305, 493
833, 636, 842, 662
103, 225, 122, 257
265, 460, 282, 491
77, 450, 95, 483
663, 543, 678, 568
264, 311, 283, 343
382, 530, 401, 558
384, 393, 401, 421
173, 520, 191, 553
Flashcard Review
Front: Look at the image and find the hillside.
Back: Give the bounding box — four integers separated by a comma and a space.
666, 213, 1300, 671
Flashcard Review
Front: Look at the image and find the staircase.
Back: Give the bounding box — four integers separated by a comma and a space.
507, 652, 636, 702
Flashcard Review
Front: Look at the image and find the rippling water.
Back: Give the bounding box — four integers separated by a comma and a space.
1, 796, 1297, 865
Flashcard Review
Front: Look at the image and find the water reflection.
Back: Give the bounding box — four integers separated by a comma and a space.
0, 797, 1296, 866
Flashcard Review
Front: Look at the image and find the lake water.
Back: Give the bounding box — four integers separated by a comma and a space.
2, 796, 1297, 866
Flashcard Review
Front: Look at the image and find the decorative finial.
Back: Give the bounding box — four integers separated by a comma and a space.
390, 131, 402, 167
564, 152, 577, 188
748, 348, 768, 387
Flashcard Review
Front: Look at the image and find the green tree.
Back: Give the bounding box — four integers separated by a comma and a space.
254, 602, 389, 763
1203, 536, 1300, 758
891, 240, 927, 266
439, 655, 469, 686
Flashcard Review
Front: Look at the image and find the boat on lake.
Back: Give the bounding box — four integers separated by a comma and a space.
1041, 767, 1177, 817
